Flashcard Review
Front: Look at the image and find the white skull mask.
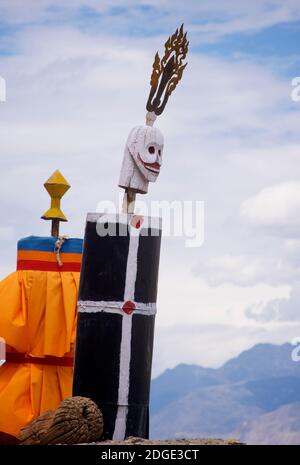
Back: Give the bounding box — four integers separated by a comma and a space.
130, 125, 164, 182
118, 125, 164, 194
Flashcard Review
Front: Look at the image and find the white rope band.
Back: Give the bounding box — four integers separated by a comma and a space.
78, 300, 157, 316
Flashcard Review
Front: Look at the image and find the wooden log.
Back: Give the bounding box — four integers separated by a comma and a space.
19, 397, 104, 445
19, 410, 54, 445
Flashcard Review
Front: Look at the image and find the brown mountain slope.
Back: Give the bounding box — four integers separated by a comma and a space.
240, 402, 300, 445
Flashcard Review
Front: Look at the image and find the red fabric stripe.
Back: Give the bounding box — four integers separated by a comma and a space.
17, 260, 81, 272
5, 352, 74, 367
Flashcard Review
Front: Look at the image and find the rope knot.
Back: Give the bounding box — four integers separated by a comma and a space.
54, 236, 68, 267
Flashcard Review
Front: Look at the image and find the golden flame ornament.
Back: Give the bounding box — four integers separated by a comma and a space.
146, 24, 189, 117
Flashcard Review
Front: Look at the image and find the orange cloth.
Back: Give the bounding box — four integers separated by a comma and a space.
0, 269, 80, 437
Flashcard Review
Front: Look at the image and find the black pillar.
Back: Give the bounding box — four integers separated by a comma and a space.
73, 213, 161, 440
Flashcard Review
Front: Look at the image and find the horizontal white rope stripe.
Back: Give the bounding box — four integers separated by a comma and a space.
78, 300, 157, 315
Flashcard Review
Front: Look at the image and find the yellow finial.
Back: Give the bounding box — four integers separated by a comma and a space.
41, 170, 70, 237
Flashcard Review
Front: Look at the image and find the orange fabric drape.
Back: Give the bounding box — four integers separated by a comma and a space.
0, 269, 80, 437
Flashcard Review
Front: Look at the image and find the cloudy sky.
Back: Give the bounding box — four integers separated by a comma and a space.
1, 0, 300, 376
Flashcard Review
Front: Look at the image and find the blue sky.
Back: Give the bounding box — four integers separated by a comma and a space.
1, 2, 300, 71
0, 1, 300, 375
0, 2, 300, 83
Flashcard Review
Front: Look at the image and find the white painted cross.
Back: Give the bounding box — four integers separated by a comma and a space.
0, 76, 6, 102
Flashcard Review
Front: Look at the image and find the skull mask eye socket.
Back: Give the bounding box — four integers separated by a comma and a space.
132, 126, 164, 167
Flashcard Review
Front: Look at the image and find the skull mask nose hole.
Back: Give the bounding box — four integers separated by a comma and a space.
148, 146, 155, 154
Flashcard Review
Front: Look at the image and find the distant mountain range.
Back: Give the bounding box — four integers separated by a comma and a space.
150, 343, 300, 444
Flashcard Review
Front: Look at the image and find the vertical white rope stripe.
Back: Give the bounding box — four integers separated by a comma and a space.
124, 232, 140, 301
117, 314, 133, 406
113, 227, 140, 440
112, 406, 128, 441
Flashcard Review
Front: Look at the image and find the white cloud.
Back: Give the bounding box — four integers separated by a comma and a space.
284, 239, 300, 256
157, 265, 289, 327
246, 283, 300, 323
1, 1, 300, 44
194, 255, 266, 286
0, 226, 15, 240
195, 254, 294, 286
194, 247, 300, 287
152, 321, 300, 376
241, 182, 300, 233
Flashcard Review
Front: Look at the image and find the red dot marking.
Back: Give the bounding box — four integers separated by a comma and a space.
131, 215, 144, 229
122, 300, 136, 315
